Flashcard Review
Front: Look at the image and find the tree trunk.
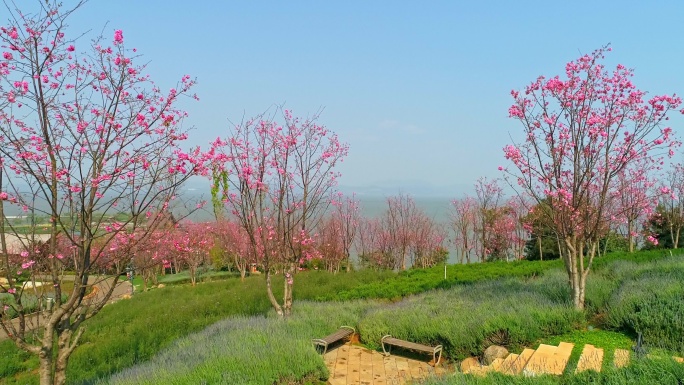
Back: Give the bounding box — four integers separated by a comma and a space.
53, 354, 69, 385
39, 353, 53, 385
576, 272, 586, 310
189, 266, 196, 286
564, 238, 585, 310
675, 224, 681, 249
283, 263, 295, 316
265, 270, 284, 316
627, 219, 634, 253
537, 236, 543, 261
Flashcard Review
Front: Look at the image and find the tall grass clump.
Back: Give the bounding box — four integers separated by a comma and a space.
156, 270, 240, 285
604, 257, 684, 353
359, 274, 583, 360
66, 269, 393, 383
0, 339, 39, 385
102, 301, 378, 385
66, 277, 274, 384
323, 259, 562, 301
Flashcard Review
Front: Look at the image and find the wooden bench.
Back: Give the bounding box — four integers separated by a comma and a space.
312, 326, 355, 354
381, 335, 443, 366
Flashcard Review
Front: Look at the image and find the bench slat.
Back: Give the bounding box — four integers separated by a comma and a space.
320, 329, 354, 344
312, 326, 355, 354
381, 335, 443, 366
384, 337, 436, 353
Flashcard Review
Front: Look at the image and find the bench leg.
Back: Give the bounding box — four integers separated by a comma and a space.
433, 349, 442, 366
382, 343, 391, 356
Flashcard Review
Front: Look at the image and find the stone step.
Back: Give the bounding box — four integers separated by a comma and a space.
557, 342, 574, 356
576, 344, 604, 373
547, 342, 574, 375
505, 348, 535, 375
468, 363, 493, 376
613, 348, 630, 368
497, 353, 519, 374
460, 356, 481, 374
491, 357, 505, 371
523, 344, 558, 376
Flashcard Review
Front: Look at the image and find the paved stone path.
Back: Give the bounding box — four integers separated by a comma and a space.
324, 344, 446, 385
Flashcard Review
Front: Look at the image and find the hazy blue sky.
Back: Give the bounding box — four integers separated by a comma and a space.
61, 1, 684, 197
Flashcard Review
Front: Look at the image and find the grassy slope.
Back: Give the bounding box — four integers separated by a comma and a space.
0, 249, 680, 384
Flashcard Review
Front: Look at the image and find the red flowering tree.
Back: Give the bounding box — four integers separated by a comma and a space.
611, 161, 657, 252
410, 213, 447, 268
0, 2, 207, 383
384, 194, 421, 270
356, 217, 395, 270
169, 222, 213, 286
449, 196, 477, 263
331, 193, 359, 272
213, 109, 348, 316
504, 46, 681, 309
474, 178, 505, 261
654, 163, 684, 248
211, 219, 254, 280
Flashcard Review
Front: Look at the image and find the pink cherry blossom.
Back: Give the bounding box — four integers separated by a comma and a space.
113, 29, 124, 44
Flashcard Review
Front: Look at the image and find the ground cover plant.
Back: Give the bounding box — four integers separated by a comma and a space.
1, 249, 680, 385
0, 340, 39, 385
318, 258, 562, 301
320, 248, 672, 302
0, 268, 393, 384
100, 301, 376, 385
603, 257, 684, 354
154, 270, 240, 285
358, 273, 584, 360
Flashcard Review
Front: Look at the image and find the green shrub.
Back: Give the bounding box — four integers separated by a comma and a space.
0, 292, 68, 318
156, 270, 240, 285
102, 301, 377, 385
605, 263, 684, 353
0, 339, 39, 383
323, 259, 562, 301
2, 249, 680, 384
359, 276, 584, 360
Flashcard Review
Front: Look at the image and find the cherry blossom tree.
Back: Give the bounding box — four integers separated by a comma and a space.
449, 196, 477, 263
474, 178, 505, 261
355, 196, 446, 270
384, 194, 421, 270
506, 195, 530, 260
211, 219, 254, 280
410, 212, 447, 268
522, 199, 561, 261
611, 160, 658, 252
356, 217, 394, 270
654, 163, 684, 248
0, 2, 207, 383
169, 222, 213, 286
504, 46, 681, 309
315, 214, 346, 272
212, 108, 348, 316
331, 193, 359, 272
